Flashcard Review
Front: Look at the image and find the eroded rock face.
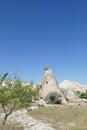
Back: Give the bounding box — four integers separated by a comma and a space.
59, 80, 87, 92
40, 67, 67, 104
59, 80, 87, 101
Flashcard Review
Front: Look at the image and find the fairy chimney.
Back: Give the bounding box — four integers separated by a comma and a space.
40, 67, 67, 104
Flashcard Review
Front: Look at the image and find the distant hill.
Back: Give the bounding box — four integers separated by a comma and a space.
59, 80, 87, 91
59, 80, 87, 100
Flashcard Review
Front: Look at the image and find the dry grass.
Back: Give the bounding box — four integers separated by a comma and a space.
0, 104, 23, 130
0, 104, 87, 130
0, 121, 23, 130
29, 104, 87, 130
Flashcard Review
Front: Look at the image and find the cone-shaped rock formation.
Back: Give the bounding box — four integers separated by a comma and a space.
40, 67, 67, 104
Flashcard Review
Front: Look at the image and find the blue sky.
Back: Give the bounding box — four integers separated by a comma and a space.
0, 0, 87, 84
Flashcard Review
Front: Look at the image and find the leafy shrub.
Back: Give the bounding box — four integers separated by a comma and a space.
0, 73, 39, 127
45, 92, 62, 104
79, 92, 87, 99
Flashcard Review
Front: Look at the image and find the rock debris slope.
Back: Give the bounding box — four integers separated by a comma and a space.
59, 80, 87, 100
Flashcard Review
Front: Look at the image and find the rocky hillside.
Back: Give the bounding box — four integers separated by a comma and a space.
59, 80, 87, 100
59, 80, 87, 91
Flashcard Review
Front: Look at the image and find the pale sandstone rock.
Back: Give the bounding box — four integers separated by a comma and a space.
8, 110, 55, 130
40, 67, 67, 104
59, 80, 87, 102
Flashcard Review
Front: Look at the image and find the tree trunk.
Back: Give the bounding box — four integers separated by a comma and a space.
3, 114, 8, 125
2, 114, 8, 130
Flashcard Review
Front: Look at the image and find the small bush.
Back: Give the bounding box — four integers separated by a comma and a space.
44, 92, 62, 104
79, 92, 87, 99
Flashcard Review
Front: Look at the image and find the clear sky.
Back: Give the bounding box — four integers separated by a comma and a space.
0, 0, 87, 85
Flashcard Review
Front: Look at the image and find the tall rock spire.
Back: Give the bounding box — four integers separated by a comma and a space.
40, 67, 67, 104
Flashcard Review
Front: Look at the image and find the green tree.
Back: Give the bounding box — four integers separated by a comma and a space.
0, 73, 39, 129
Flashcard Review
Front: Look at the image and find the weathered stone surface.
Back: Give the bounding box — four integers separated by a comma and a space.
59, 80, 87, 101
0, 110, 55, 130
8, 110, 55, 130
40, 67, 67, 104
59, 80, 87, 92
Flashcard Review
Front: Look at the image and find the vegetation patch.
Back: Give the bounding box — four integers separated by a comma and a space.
79, 91, 87, 99
29, 104, 87, 130
44, 92, 62, 104
0, 73, 39, 129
